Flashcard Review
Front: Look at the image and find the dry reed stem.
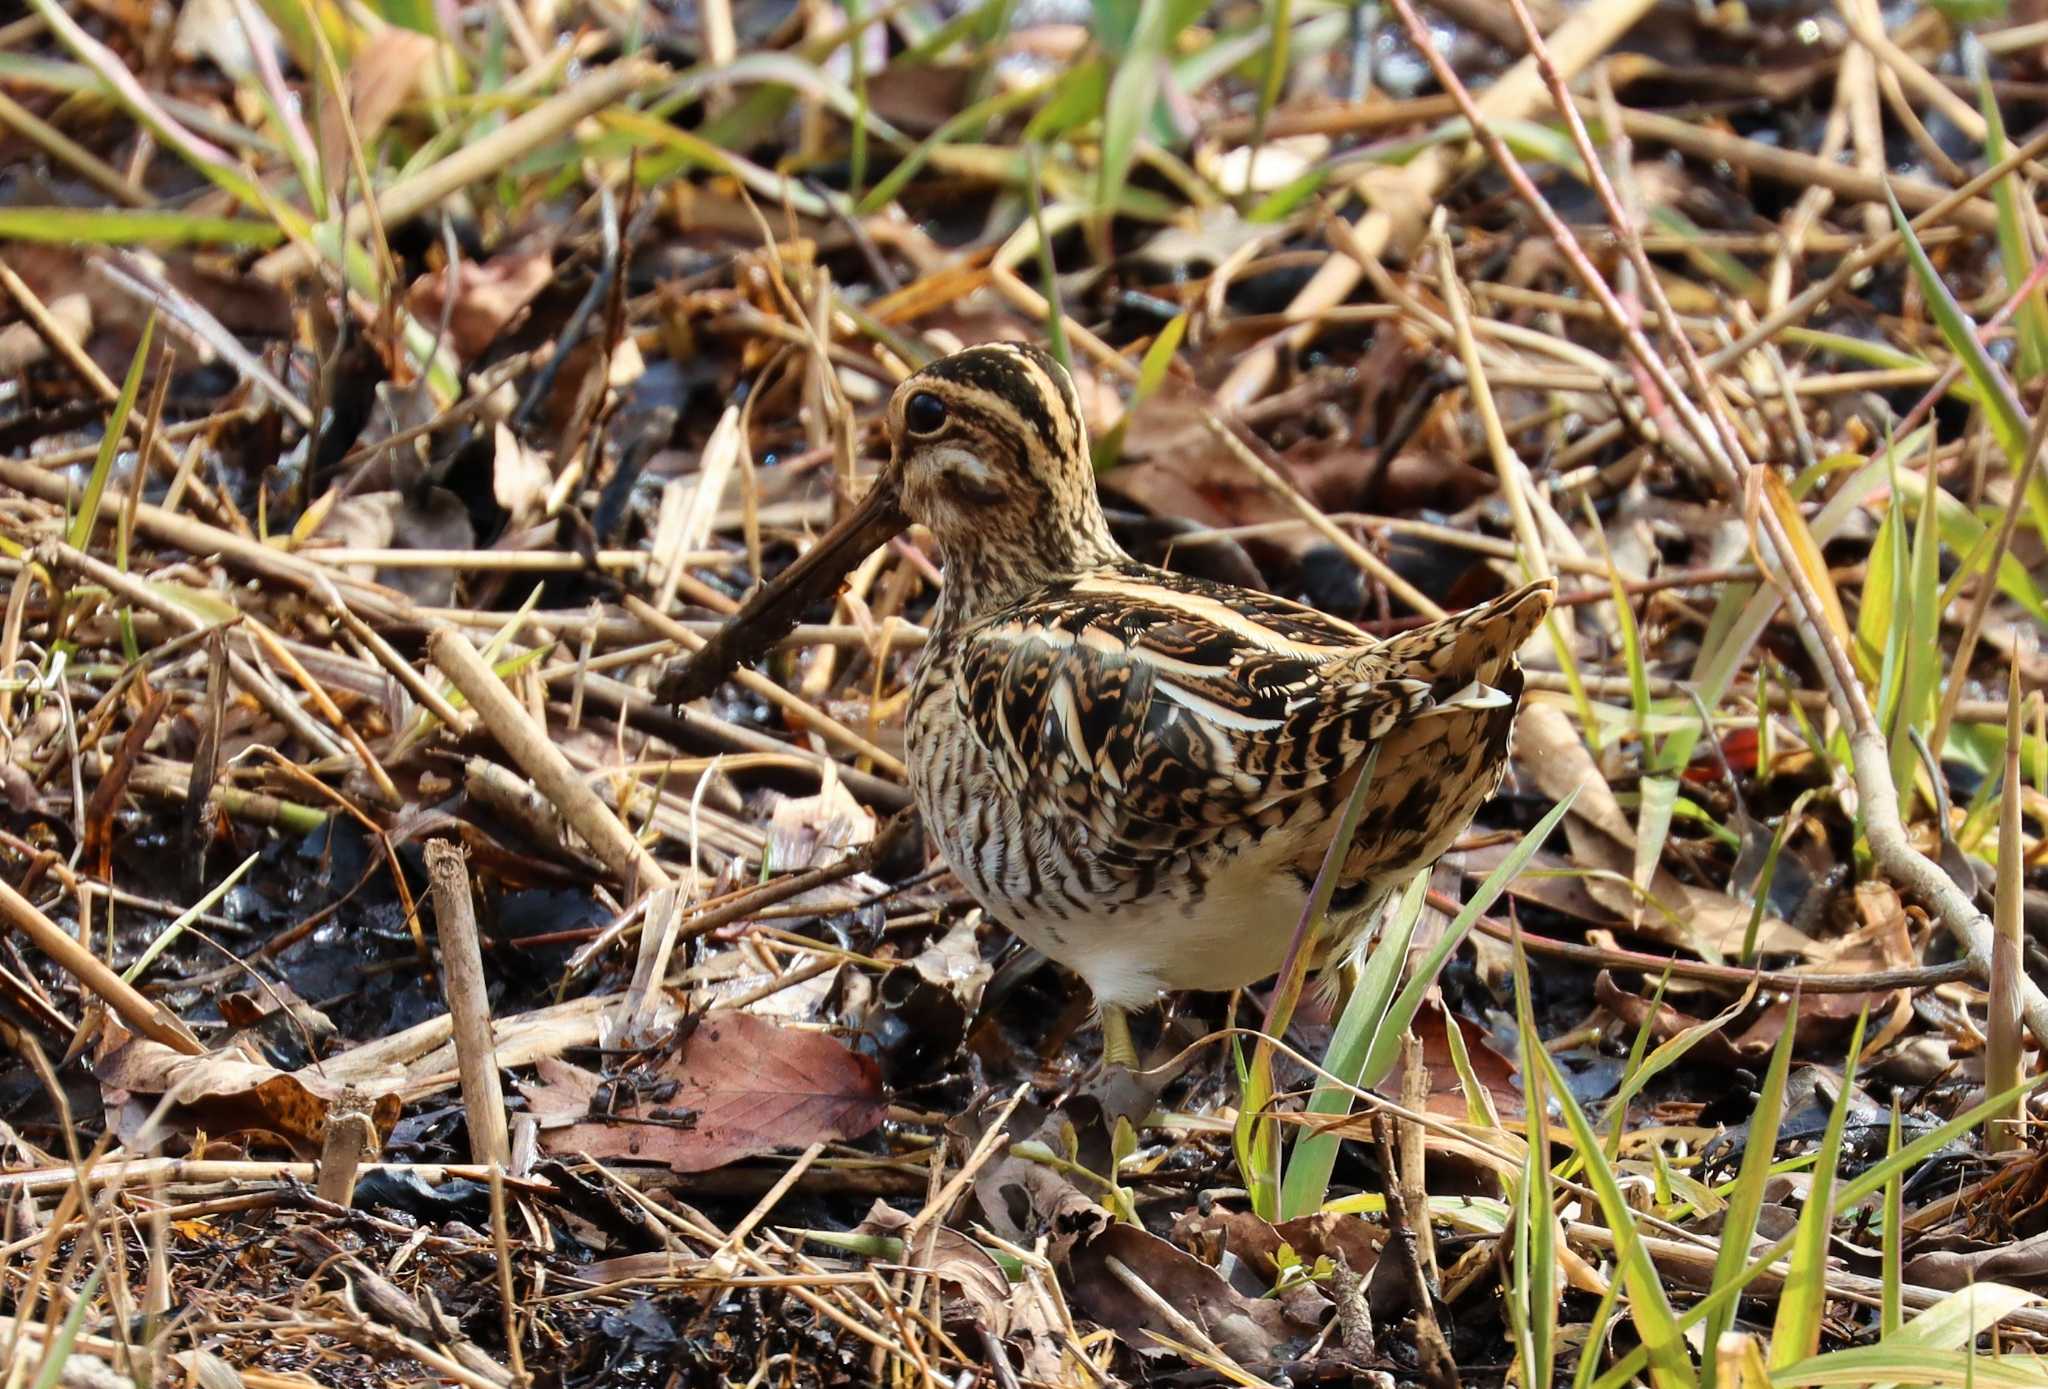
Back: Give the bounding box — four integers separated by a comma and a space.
0, 873, 202, 1052
424, 840, 512, 1169
428, 626, 673, 891
0, 262, 225, 523
623, 594, 907, 777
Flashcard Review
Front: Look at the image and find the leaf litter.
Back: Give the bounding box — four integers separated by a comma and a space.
2, 0, 2048, 1385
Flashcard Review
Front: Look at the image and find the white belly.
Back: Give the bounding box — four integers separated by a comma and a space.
999, 847, 1316, 1008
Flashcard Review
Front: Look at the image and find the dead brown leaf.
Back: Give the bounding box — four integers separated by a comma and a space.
317, 29, 438, 185
1906, 1229, 2048, 1292
312, 488, 474, 605
1517, 701, 1815, 959
910, 915, 992, 1011
1412, 1004, 1523, 1120
765, 771, 875, 872
408, 247, 555, 364
1065, 1221, 1316, 1366
97, 1032, 400, 1159
1173, 1204, 1385, 1287
528, 1011, 886, 1173
856, 1199, 1013, 1335
492, 421, 554, 523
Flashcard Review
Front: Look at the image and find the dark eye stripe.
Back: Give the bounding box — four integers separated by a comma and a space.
922, 347, 1066, 461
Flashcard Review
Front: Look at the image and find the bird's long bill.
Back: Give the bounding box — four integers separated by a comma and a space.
655, 476, 908, 705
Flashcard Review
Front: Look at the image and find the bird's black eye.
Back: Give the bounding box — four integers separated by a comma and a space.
904, 391, 947, 437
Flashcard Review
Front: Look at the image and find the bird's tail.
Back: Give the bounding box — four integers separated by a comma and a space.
1379, 577, 1556, 693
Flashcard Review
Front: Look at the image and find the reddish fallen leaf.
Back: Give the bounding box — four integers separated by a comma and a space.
1907, 1230, 2048, 1291
529, 1011, 886, 1173
1412, 1004, 1523, 1119
1685, 726, 1759, 783
1595, 971, 1909, 1065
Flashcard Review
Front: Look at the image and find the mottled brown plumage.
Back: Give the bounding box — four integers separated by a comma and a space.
667, 343, 1554, 1065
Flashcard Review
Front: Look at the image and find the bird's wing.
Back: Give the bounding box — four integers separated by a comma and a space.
952, 566, 1446, 861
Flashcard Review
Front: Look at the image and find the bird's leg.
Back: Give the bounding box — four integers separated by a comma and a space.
1098, 1003, 1138, 1069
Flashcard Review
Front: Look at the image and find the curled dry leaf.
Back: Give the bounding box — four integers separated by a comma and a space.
525, 1011, 886, 1173
493, 422, 553, 523
171, 0, 278, 80
1173, 1203, 1386, 1294
96, 1033, 401, 1159
765, 770, 875, 873
409, 247, 556, 364
972, 1149, 1108, 1251
313, 489, 474, 605
686, 947, 839, 1020
1065, 1221, 1317, 1367
1907, 1233, 2048, 1293
217, 977, 337, 1045
855, 1199, 1013, 1335
910, 915, 992, 1011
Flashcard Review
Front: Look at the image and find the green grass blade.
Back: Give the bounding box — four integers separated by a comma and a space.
1592, 974, 1751, 1173
1350, 788, 1580, 1096
68, 313, 154, 553
1571, 1267, 1628, 1389
1887, 185, 2031, 463
1969, 35, 2048, 382
847, 0, 868, 200
1887, 184, 2048, 543
1241, 745, 1379, 1218
1894, 1285, 2045, 1351
1770, 1009, 1868, 1369
1690, 432, 1917, 722
1021, 58, 1109, 146
1891, 465, 2048, 625
1859, 480, 1906, 718
1883, 1103, 1903, 1338
1509, 877, 1563, 1389
29, 1266, 103, 1389
1634, 773, 1679, 909
1741, 788, 1819, 963
1092, 310, 1186, 472
857, 75, 1056, 215
1536, 1043, 1698, 1389
1509, 1130, 1559, 1389
1770, 1344, 2048, 1389
1594, 1071, 2048, 1389
0, 207, 284, 247
1240, 0, 1293, 198
1895, 468, 1945, 811
1700, 994, 1800, 1389
1602, 966, 1672, 1162
1097, 0, 1172, 226
1277, 868, 1426, 1219
1026, 145, 1072, 374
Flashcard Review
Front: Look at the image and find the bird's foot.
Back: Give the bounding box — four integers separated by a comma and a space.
1098, 1004, 1139, 1069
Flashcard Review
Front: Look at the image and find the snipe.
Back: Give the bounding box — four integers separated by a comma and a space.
661, 343, 1553, 1065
